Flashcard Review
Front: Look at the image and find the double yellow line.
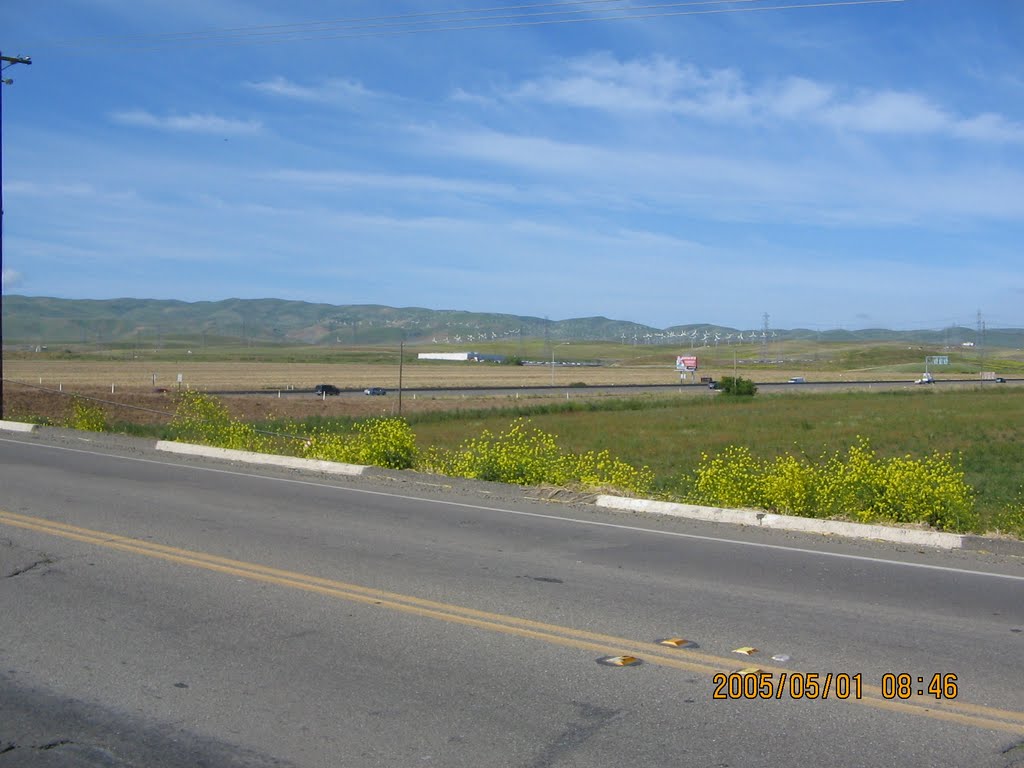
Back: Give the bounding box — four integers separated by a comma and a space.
2, 508, 1022, 735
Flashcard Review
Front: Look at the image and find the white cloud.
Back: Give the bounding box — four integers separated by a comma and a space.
247, 76, 376, 104
5, 179, 138, 203
426, 125, 1024, 226
512, 53, 752, 119
265, 169, 514, 199
449, 87, 496, 106
768, 77, 834, 118
821, 90, 949, 135
6, 180, 97, 198
429, 129, 608, 176
952, 112, 1024, 143
490, 54, 1024, 144
1, 268, 22, 289
110, 109, 262, 135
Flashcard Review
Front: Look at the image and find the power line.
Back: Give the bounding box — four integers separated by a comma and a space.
36, 0, 733, 44
30, 0, 905, 51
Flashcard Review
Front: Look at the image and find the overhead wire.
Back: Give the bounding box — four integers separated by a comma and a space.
38, 0, 740, 44
34, 0, 905, 51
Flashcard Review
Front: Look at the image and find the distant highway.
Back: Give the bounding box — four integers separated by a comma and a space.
212, 377, 1018, 399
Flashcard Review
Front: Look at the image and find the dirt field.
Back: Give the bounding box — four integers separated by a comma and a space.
2, 360, 688, 426
0, 358, 906, 426
2, 385, 575, 426
4, 359, 689, 390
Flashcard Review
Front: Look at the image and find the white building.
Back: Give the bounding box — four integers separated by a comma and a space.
417, 351, 505, 363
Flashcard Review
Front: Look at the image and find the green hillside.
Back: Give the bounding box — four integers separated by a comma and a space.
3, 296, 1021, 354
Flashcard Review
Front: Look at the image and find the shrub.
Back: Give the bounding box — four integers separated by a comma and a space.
303, 418, 418, 470
690, 445, 763, 509
871, 451, 976, 532
170, 390, 268, 452
426, 418, 563, 485
687, 437, 978, 531
66, 398, 107, 432
759, 454, 817, 517
556, 449, 654, 495
718, 376, 758, 396
417, 417, 653, 495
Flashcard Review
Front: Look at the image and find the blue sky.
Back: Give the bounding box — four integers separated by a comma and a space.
3, 0, 1023, 331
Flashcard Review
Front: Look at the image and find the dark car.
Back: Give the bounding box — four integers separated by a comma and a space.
314, 384, 341, 396
364, 387, 387, 396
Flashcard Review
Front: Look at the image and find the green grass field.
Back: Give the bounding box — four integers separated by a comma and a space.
240, 384, 1024, 532
349, 387, 1023, 529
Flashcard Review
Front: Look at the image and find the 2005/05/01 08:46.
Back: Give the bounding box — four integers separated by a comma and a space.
712, 672, 959, 701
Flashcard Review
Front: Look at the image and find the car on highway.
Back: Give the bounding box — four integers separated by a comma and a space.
915, 373, 935, 385
364, 387, 387, 396
314, 384, 341, 396
787, 376, 806, 384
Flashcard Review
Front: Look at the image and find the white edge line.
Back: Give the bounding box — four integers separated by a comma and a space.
2, 436, 1022, 583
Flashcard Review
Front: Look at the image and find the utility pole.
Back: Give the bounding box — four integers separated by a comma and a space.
398, 339, 404, 417
1, 52, 33, 419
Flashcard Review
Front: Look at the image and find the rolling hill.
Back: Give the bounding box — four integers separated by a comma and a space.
3, 295, 1020, 349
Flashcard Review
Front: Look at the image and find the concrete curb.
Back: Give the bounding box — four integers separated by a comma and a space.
154, 441, 368, 476
593, 495, 1022, 553
0, 420, 37, 433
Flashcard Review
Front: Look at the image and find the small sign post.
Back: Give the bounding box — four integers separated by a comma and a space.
924, 355, 949, 376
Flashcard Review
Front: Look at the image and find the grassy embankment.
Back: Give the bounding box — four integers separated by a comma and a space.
6, 340, 1024, 533
271, 387, 1023, 531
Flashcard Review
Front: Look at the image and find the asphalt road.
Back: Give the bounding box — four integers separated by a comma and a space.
224, 377, 1021, 399
1, 430, 1022, 767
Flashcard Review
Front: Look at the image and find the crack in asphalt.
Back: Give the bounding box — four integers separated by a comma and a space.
526, 702, 623, 768
4, 558, 54, 578
1001, 740, 1024, 767
38, 739, 74, 750
0, 739, 75, 753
